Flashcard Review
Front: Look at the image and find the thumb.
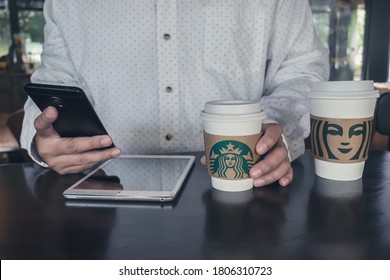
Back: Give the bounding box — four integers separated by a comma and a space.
34, 106, 60, 138
256, 123, 282, 155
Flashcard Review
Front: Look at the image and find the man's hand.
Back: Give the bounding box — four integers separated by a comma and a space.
200, 123, 293, 187
34, 106, 122, 175
249, 123, 292, 187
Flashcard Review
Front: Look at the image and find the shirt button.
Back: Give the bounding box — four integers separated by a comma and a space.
163, 34, 171, 40
165, 86, 173, 93
165, 134, 173, 141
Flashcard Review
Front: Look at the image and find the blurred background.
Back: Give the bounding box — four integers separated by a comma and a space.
1, 0, 389, 161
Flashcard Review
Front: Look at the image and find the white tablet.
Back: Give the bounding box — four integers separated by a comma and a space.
63, 155, 195, 202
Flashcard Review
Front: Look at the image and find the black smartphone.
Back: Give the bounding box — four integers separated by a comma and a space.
24, 83, 113, 143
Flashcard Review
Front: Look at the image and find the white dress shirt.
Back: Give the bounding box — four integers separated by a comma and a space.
21, 0, 329, 165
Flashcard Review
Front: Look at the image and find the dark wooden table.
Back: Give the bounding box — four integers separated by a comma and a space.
1, 151, 389, 259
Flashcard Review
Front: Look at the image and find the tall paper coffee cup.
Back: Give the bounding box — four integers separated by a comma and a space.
309, 81, 379, 181
201, 100, 266, 191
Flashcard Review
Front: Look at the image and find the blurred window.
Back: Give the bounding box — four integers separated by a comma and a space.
310, 0, 366, 81
0, 0, 44, 70
387, 44, 390, 83
0, 5, 11, 58
15, 0, 44, 10
18, 9, 44, 67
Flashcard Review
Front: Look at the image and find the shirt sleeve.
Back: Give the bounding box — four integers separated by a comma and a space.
20, 0, 85, 165
260, 0, 330, 161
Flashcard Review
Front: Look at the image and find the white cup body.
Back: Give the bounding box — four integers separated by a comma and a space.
201, 101, 266, 191
309, 81, 379, 181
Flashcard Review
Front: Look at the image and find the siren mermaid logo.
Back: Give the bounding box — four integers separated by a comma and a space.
310, 116, 373, 162
209, 140, 254, 179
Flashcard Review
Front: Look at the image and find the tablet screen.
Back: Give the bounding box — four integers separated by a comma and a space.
63, 155, 195, 202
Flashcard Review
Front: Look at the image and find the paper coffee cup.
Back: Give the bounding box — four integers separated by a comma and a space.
201, 100, 266, 191
309, 81, 379, 181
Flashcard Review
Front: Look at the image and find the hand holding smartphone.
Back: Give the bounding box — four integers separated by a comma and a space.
24, 83, 120, 174
24, 83, 112, 140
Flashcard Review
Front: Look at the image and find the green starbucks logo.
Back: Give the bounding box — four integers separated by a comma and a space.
310, 116, 373, 163
209, 140, 254, 179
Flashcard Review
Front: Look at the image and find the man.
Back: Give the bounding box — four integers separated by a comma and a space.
21, 0, 329, 187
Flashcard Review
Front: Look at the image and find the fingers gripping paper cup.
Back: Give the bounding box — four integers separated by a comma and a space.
201, 100, 266, 192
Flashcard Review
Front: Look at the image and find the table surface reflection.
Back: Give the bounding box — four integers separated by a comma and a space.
0, 150, 389, 260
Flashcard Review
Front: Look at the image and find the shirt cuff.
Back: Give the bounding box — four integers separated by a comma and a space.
29, 136, 49, 168
262, 118, 291, 162
281, 133, 291, 162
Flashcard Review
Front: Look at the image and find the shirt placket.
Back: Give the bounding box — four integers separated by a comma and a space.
156, 0, 179, 150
